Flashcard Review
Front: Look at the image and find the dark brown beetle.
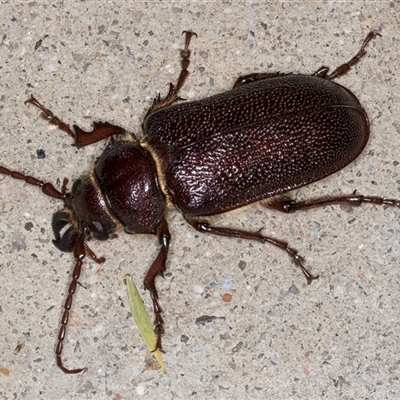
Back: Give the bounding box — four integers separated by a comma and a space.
0, 30, 398, 374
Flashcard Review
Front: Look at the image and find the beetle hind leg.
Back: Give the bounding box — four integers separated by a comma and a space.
267, 194, 400, 213
313, 31, 381, 80
186, 218, 318, 284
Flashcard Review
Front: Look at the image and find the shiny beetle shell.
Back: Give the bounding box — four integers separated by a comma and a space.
144, 75, 368, 216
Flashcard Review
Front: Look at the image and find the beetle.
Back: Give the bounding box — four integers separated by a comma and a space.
0, 30, 397, 374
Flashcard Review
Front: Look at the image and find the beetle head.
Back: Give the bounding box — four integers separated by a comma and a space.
52, 175, 118, 252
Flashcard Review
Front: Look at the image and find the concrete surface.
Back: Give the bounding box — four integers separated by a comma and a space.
0, 2, 399, 399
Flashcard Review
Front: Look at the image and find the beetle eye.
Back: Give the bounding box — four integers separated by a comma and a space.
89, 220, 109, 241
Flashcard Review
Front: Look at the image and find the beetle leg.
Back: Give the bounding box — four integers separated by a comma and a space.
25, 95, 125, 147
186, 219, 318, 284
56, 232, 88, 374
175, 30, 198, 94
70, 121, 126, 148
143, 218, 171, 351
313, 31, 381, 80
232, 72, 288, 88
267, 194, 400, 213
143, 30, 197, 120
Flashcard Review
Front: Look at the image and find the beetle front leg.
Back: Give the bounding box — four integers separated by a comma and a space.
267, 194, 400, 213
186, 219, 318, 284
25, 95, 125, 147
143, 218, 171, 350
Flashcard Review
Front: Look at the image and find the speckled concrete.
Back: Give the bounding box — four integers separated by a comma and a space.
0, 2, 399, 399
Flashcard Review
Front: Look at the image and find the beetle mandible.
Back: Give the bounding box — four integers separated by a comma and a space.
1, 30, 398, 374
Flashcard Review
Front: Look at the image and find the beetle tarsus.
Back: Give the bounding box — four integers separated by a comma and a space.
286, 247, 319, 284
25, 95, 76, 138
177, 30, 197, 93
313, 31, 381, 80
153, 300, 165, 351
143, 30, 197, 119
25, 95, 126, 147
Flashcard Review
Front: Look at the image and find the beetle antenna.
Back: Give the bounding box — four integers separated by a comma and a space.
55, 232, 88, 374
0, 166, 65, 200
54, 225, 105, 373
